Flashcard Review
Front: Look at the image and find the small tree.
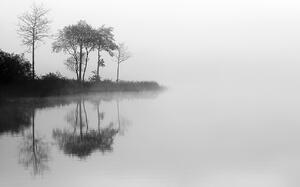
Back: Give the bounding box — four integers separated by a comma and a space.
64, 52, 85, 80
17, 3, 51, 79
64, 55, 79, 80
94, 26, 117, 82
114, 43, 131, 82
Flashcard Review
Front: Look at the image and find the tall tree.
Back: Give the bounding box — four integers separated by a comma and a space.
114, 43, 131, 82
94, 26, 117, 81
17, 3, 51, 79
53, 20, 92, 82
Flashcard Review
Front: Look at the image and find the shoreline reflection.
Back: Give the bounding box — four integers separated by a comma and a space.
0, 91, 160, 175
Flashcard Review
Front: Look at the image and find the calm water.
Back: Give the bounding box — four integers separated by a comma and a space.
1, 86, 300, 187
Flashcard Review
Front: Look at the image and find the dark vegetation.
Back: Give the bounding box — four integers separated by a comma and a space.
0, 50, 32, 83
0, 49, 163, 98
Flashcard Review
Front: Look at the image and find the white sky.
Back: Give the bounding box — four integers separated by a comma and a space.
1, 0, 300, 86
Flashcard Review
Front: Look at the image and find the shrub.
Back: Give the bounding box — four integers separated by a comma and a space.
41, 72, 66, 81
0, 49, 32, 83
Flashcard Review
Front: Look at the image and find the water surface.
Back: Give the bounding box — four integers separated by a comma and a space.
1, 87, 300, 187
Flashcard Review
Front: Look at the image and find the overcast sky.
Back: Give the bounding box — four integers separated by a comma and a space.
1, 0, 300, 87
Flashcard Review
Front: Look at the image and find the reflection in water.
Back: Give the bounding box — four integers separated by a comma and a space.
0, 96, 77, 135
116, 99, 130, 136
0, 102, 50, 175
18, 110, 50, 176
0, 91, 159, 178
0, 91, 158, 136
96, 100, 104, 134
0, 103, 32, 134
53, 97, 120, 159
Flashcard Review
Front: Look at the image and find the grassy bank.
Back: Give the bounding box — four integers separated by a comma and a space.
0, 79, 164, 98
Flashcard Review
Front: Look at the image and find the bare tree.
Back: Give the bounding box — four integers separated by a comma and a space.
114, 43, 131, 82
17, 4, 51, 79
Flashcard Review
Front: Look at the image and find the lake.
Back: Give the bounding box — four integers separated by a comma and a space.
1, 86, 300, 187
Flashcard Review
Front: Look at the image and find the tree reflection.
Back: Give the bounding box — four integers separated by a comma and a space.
19, 109, 50, 176
0, 93, 154, 174
96, 100, 104, 134
53, 98, 119, 159
116, 99, 130, 136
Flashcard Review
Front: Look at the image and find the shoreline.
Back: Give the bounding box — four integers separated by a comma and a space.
0, 80, 165, 99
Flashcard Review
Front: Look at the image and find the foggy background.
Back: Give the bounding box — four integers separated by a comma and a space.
2, 1, 300, 186
1, 0, 300, 88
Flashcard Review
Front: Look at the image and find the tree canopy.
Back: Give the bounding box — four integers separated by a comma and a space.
53, 20, 95, 82
0, 50, 32, 83
52, 21, 119, 82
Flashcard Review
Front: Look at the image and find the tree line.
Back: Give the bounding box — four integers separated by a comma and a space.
17, 4, 130, 83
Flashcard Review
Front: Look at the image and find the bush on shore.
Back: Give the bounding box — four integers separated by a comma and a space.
0, 49, 163, 98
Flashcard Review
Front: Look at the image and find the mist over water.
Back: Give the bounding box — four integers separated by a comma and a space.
0, 85, 300, 186
1, 0, 300, 186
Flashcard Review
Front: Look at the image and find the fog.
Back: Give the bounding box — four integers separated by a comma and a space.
1, 0, 300, 87
2, 1, 300, 186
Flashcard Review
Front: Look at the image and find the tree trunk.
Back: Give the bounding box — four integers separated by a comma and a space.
83, 51, 89, 81
79, 44, 83, 82
96, 62, 100, 81
75, 63, 79, 81
116, 62, 120, 82
32, 29, 35, 80
74, 55, 79, 81
96, 49, 101, 82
